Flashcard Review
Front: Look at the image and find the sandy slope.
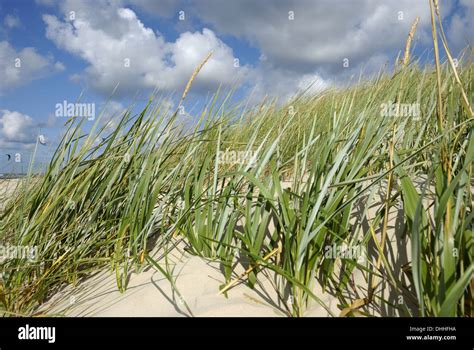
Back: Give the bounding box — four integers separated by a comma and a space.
0, 179, 20, 211
38, 240, 343, 317
37, 179, 416, 317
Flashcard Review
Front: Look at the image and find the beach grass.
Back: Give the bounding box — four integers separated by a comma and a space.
0, 4, 473, 317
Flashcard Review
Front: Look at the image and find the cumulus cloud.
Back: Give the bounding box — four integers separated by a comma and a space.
0, 41, 64, 95
185, 0, 470, 99
37, 0, 472, 101
191, 0, 437, 76
42, 0, 249, 96
0, 110, 38, 149
447, 0, 474, 55
245, 66, 329, 103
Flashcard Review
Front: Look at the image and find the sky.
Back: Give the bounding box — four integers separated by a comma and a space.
0, 0, 472, 173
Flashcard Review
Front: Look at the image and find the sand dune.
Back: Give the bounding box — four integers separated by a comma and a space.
36, 181, 414, 317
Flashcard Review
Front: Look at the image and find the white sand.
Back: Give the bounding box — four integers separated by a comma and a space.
0, 177, 422, 317
39, 240, 345, 317
37, 182, 413, 317
0, 179, 20, 211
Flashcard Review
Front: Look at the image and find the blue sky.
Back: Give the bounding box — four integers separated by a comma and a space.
0, 0, 472, 173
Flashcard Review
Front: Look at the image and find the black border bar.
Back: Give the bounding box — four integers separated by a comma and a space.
0, 317, 472, 348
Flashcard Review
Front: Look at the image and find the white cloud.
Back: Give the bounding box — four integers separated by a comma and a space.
244, 66, 329, 103
165, 0, 466, 99
3, 14, 21, 29
167, 28, 247, 89
296, 73, 330, 95
43, 1, 248, 96
0, 110, 38, 148
191, 0, 437, 76
38, 0, 471, 102
447, 0, 474, 55
0, 41, 64, 95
